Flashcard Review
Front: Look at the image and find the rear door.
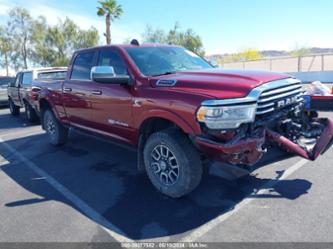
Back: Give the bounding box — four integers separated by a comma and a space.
62, 50, 98, 127
10, 73, 23, 106
19, 71, 33, 105
89, 48, 135, 143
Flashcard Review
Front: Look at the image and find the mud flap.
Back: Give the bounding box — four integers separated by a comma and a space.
267, 118, 333, 161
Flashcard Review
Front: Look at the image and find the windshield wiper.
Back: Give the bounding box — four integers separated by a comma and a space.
151, 71, 177, 77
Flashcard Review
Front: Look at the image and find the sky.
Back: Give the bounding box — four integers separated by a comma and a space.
0, 0, 333, 55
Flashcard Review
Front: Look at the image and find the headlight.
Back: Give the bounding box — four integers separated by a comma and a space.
196, 104, 257, 129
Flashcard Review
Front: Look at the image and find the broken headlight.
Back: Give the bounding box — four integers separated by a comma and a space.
196, 104, 257, 129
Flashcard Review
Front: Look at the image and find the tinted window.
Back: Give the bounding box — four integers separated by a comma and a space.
22, 72, 33, 86
125, 47, 212, 76
98, 50, 127, 75
38, 71, 67, 80
71, 52, 96, 80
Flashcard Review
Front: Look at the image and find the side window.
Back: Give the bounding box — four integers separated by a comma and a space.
15, 73, 22, 87
98, 50, 127, 75
71, 52, 96, 80
10, 73, 21, 87
22, 72, 33, 86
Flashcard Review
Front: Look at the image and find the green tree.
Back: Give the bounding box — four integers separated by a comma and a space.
35, 18, 99, 67
220, 49, 262, 64
97, 0, 123, 45
142, 25, 166, 44
290, 46, 311, 57
0, 25, 13, 76
238, 48, 262, 61
142, 23, 205, 56
7, 7, 34, 69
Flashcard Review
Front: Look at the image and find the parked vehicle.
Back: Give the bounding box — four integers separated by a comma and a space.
37, 43, 333, 198
7, 68, 67, 122
0, 77, 15, 106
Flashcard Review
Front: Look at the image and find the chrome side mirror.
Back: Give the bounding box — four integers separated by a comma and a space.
90, 66, 130, 85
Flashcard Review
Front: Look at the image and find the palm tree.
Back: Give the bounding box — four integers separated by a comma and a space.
97, 0, 123, 45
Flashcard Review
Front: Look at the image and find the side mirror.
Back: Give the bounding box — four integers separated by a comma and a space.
91, 66, 131, 85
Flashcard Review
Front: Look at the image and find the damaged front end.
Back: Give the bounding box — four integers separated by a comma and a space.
195, 110, 333, 166
195, 78, 333, 166
266, 112, 333, 161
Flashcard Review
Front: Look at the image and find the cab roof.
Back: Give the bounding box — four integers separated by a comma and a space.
74, 43, 181, 53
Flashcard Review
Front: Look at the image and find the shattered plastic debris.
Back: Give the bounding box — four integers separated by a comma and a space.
306, 81, 332, 96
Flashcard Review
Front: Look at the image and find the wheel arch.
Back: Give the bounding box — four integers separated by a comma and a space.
39, 98, 61, 129
136, 110, 199, 171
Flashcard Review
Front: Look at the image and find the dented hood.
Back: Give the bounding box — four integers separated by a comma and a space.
151, 69, 291, 99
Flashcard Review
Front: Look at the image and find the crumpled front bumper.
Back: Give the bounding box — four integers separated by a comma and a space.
195, 118, 333, 166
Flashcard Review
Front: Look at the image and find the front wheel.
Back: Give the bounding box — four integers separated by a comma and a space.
43, 109, 68, 146
143, 128, 203, 198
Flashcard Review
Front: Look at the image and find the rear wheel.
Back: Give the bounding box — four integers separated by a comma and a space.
9, 98, 20, 116
24, 101, 38, 122
143, 128, 203, 198
43, 109, 68, 146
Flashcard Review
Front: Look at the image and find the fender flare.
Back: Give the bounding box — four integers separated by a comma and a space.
136, 109, 200, 135
38, 95, 62, 121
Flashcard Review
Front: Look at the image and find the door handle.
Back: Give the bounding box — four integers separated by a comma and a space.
64, 87, 72, 92
91, 90, 102, 95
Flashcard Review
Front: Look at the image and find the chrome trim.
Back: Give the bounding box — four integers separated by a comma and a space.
260, 84, 302, 97
256, 97, 303, 115
256, 108, 275, 115
201, 78, 301, 106
258, 89, 301, 104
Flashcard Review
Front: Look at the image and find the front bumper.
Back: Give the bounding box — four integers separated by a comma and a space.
195, 118, 333, 166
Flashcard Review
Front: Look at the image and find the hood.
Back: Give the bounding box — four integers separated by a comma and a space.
150, 69, 291, 99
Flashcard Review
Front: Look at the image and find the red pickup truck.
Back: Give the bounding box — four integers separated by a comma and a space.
37, 43, 333, 198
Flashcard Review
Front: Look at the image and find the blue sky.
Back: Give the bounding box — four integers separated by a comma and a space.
0, 0, 332, 54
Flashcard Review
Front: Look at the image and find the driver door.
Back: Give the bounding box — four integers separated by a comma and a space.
90, 48, 135, 143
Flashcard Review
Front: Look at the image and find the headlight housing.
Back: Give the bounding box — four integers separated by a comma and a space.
196, 104, 257, 129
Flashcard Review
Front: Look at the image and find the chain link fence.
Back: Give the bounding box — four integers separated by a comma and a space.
221, 54, 333, 73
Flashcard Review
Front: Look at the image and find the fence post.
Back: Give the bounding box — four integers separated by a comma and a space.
269, 58, 272, 71
321, 55, 325, 71
297, 56, 302, 72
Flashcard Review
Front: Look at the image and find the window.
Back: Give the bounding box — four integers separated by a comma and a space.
14, 73, 22, 87
0, 77, 15, 87
22, 72, 33, 86
38, 71, 67, 80
71, 52, 96, 80
98, 50, 127, 75
125, 47, 212, 76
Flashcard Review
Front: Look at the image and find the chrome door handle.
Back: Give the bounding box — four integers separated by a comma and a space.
91, 90, 102, 95
64, 87, 72, 92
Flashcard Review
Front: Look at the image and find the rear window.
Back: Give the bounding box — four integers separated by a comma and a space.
37, 71, 67, 80
22, 72, 33, 86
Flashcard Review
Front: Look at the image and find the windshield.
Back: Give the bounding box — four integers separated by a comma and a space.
125, 46, 212, 76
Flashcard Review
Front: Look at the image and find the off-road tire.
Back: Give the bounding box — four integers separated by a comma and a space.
143, 128, 202, 198
24, 101, 38, 123
9, 98, 20, 116
43, 109, 68, 146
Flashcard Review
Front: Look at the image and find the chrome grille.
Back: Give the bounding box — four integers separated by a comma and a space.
256, 81, 303, 115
